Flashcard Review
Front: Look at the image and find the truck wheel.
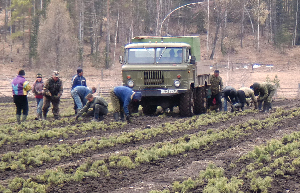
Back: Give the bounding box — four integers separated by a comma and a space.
194, 87, 206, 114
179, 90, 193, 117
142, 105, 157, 115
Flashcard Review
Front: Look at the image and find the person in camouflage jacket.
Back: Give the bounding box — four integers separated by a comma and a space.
75, 93, 108, 121
208, 70, 223, 111
42, 71, 63, 120
251, 82, 276, 112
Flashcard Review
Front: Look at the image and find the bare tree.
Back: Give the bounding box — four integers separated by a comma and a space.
37, 0, 79, 76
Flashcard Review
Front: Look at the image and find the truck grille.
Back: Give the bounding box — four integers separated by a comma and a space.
144, 71, 164, 85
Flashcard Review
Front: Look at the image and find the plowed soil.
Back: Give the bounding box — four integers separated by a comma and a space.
1, 96, 300, 193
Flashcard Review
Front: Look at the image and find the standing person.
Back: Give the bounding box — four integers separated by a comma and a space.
75, 93, 108, 122
208, 70, 223, 112
32, 73, 44, 120
71, 86, 96, 113
42, 71, 63, 120
12, 69, 32, 124
234, 87, 258, 111
110, 86, 142, 123
250, 82, 276, 112
223, 86, 238, 112
71, 68, 87, 114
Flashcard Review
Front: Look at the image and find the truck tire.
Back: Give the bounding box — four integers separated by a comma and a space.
194, 87, 206, 114
142, 104, 157, 115
179, 90, 193, 117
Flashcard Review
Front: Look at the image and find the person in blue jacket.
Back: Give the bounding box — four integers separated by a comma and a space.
110, 86, 142, 123
71, 68, 87, 89
71, 86, 96, 113
71, 68, 87, 113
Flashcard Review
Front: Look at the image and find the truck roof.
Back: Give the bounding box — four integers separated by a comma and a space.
125, 42, 191, 49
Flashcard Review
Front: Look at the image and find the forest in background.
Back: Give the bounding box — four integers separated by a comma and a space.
0, 0, 300, 74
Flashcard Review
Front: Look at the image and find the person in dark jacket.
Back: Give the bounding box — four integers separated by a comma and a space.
33, 73, 44, 120
110, 86, 142, 123
12, 69, 32, 124
75, 94, 108, 121
223, 86, 238, 112
42, 71, 63, 120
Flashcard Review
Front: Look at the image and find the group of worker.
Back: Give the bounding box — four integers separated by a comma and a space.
208, 70, 277, 113
11, 68, 276, 124
11, 68, 141, 124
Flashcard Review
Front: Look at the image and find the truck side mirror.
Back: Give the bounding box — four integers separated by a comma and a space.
119, 56, 123, 64
190, 56, 196, 64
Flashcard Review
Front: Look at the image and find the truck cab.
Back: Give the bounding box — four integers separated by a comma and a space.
120, 36, 210, 116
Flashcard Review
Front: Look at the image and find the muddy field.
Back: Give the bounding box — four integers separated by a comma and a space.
0, 96, 300, 193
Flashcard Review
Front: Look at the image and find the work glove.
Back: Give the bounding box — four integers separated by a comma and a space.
44, 91, 51, 96
126, 115, 131, 123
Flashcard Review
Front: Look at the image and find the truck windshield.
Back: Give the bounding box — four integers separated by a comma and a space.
127, 48, 155, 64
156, 47, 182, 64
127, 47, 183, 64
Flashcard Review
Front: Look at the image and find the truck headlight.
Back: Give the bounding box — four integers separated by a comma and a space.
174, 80, 180, 87
128, 80, 134, 87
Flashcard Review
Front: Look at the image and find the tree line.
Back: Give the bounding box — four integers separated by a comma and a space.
0, 0, 299, 70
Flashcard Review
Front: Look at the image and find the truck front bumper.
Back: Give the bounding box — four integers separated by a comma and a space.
135, 88, 188, 97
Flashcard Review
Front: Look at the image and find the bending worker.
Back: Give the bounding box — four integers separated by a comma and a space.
110, 86, 142, 123
233, 87, 258, 111
223, 86, 238, 112
71, 86, 96, 113
251, 82, 276, 113
75, 93, 108, 122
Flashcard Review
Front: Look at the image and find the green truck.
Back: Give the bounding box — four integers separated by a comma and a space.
120, 36, 211, 116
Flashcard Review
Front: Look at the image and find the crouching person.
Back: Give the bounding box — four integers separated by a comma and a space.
110, 86, 142, 123
75, 94, 108, 122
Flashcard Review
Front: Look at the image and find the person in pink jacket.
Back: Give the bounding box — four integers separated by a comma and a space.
33, 73, 44, 120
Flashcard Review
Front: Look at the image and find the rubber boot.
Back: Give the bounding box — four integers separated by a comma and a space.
38, 113, 42, 120
93, 111, 100, 122
218, 104, 222, 112
42, 113, 47, 120
21, 115, 27, 122
120, 112, 125, 122
264, 102, 270, 113
35, 114, 39, 120
16, 115, 21, 124
113, 112, 119, 122
98, 115, 104, 121
258, 101, 263, 111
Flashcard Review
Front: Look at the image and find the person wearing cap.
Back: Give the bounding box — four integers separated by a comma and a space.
71, 68, 87, 113
208, 70, 223, 112
42, 71, 63, 120
33, 73, 44, 120
223, 86, 238, 112
250, 82, 276, 113
11, 69, 32, 124
110, 86, 142, 123
71, 86, 97, 113
75, 93, 108, 122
